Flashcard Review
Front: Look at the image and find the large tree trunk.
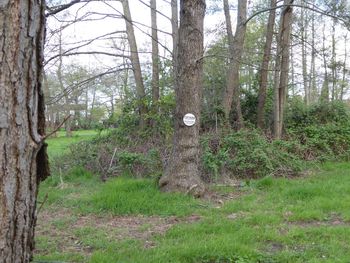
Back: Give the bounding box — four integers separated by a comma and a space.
151, 0, 160, 126
0, 0, 49, 262
121, 0, 147, 128
256, 0, 276, 130
159, 0, 206, 197
273, 0, 294, 139
222, 0, 247, 130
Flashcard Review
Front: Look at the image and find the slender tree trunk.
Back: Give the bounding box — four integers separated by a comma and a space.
121, 0, 147, 128
257, 0, 276, 130
309, 5, 317, 103
0, 0, 49, 261
320, 22, 329, 103
340, 34, 347, 101
222, 0, 247, 130
300, 5, 309, 105
331, 18, 336, 101
159, 0, 206, 197
273, 0, 294, 139
171, 0, 179, 86
151, 0, 160, 127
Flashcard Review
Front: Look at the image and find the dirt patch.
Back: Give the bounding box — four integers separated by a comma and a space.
35, 208, 202, 255
287, 213, 350, 228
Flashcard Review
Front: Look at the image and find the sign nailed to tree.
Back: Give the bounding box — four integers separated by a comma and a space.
183, 113, 196, 127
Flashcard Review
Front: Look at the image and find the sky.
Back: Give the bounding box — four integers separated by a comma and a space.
45, 0, 350, 99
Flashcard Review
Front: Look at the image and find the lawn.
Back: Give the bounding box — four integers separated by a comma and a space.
34, 132, 350, 263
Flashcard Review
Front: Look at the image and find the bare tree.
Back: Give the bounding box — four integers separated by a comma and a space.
151, 0, 160, 122
222, 0, 247, 129
257, 0, 276, 130
121, 0, 148, 128
273, 0, 294, 139
159, 0, 206, 197
171, 0, 179, 83
0, 0, 49, 261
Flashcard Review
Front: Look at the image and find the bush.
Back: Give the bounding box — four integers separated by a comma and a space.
201, 129, 306, 181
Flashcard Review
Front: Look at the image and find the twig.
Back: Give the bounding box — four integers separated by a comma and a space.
43, 114, 71, 140
37, 193, 48, 215
108, 147, 118, 172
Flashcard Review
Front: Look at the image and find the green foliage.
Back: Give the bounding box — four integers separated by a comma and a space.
201, 129, 306, 180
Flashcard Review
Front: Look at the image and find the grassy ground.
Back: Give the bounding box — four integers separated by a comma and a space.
34, 131, 350, 263
46, 130, 99, 157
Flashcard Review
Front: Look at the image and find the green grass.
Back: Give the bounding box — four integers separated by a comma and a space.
35, 132, 350, 263
46, 129, 98, 157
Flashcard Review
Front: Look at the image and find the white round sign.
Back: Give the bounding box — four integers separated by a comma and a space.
183, 113, 196, 127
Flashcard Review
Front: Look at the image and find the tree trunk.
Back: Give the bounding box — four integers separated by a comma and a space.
257, 0, 276, 130
331, 18, 336, 101
159, 0, 206, 197
309, 4, 317, 103
151, 0, 160, 127
300, 5, 310, 105
320, 22, 329, 103
340, 34, 347, 101
222, 0, 247, 130
0, 0, 49, 261
171, 0, 179, 87
273, 0, 294, 139
121, 0, 147, 128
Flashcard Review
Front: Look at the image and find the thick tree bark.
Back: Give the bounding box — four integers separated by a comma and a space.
222, 0, 247, 130
0, 0, 49, 262
121, 0, 147, 128
159, 0, 206, 197
151, 0, 160, 125
273, 0, 294, 139
257, 0, 276, 130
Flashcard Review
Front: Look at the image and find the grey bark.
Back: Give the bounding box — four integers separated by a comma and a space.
121, 0, 147, 128
320, 22, 329, 103
159, 0, 206, 197
171, 0, 179, 85
0, 0, 49, 262
273, 0, 294, 139
309, 7, 317, 103
300, 5, 310, 105
222, 0, 247, 130
151, 0, 160, 123
257, 0, 276, 130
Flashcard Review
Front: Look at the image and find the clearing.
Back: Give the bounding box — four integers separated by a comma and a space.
34, 130, 350, 263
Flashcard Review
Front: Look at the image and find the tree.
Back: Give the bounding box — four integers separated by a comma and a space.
121, 0, 148, 128
257, 0, 276, 130
151, 0, 160, 124
222, 0, 247, 129
273, 0, 294, 139
0, 0, 49, 261
159, 0, 206, 197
